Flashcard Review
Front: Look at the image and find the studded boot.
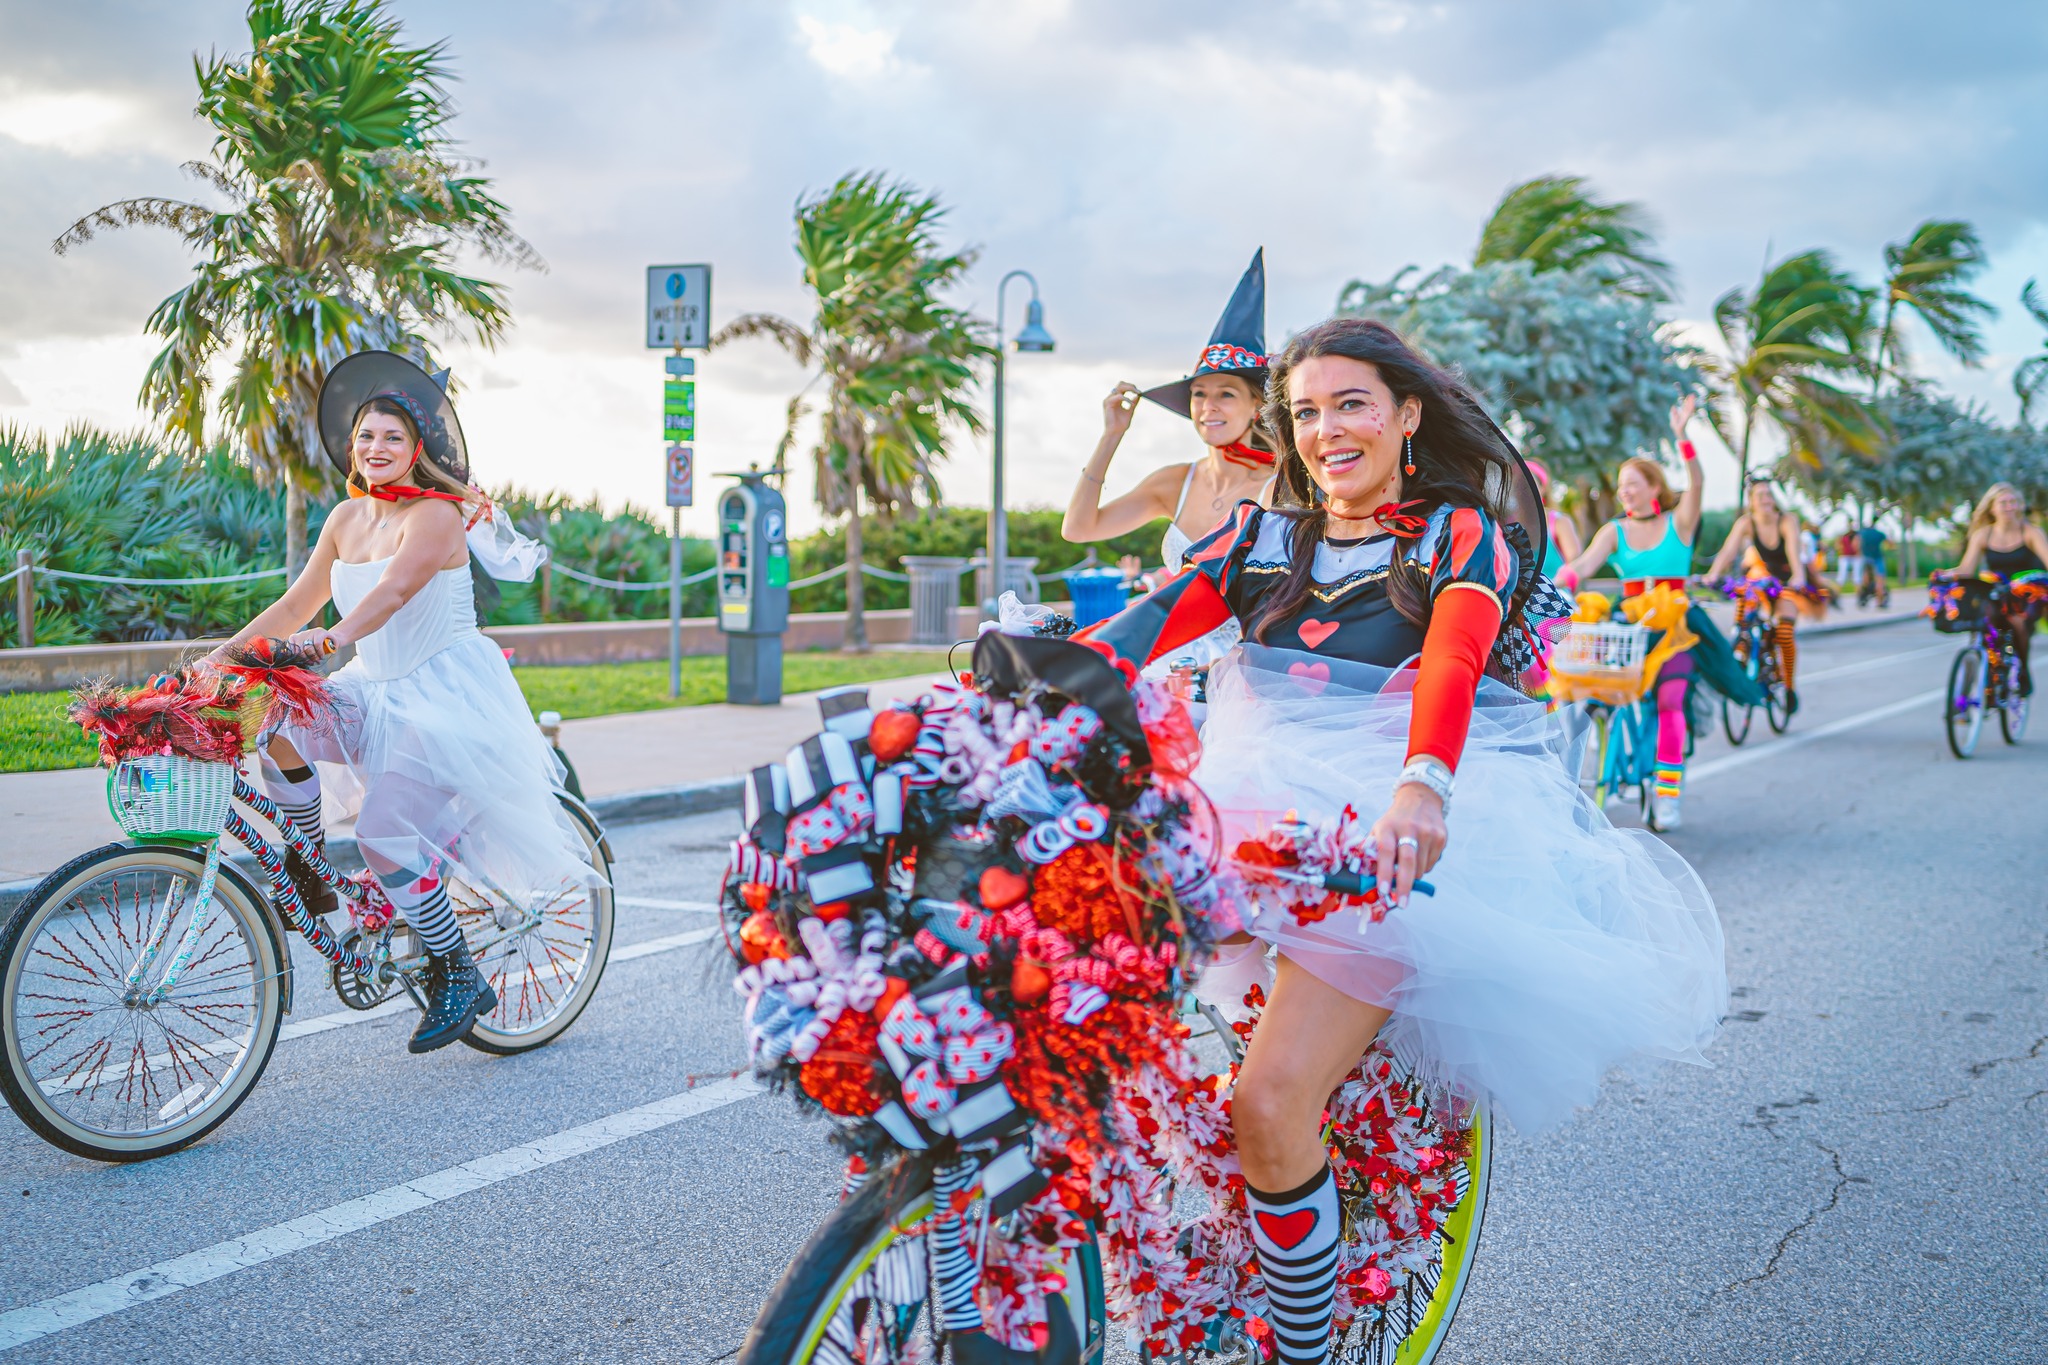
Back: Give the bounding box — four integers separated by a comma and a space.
408, 943, 498, 1054
283, 847, 340, 926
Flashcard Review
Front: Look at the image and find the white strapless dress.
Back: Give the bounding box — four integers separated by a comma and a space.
279, 559, 596, 900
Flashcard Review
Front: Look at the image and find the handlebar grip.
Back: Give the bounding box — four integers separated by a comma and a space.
1321, 869, 1435, 898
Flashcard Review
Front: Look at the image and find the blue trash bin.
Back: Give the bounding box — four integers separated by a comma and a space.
1064, 569, 1130, 627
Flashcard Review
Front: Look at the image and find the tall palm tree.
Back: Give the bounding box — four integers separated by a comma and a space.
1473, 173, 1676, 302
1872, 220, 1995, 390
713, 172, 991, 652
53, 0, 538, 578
1699, 249, 1879, 485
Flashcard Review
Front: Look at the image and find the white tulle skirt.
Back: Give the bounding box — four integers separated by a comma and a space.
278, 635, 598, 903
1196, 646, 1727, 1134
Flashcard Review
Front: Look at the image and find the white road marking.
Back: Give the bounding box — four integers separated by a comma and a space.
1689, 689, 1943, 784
614, 895, 720, 913
1797, 642, 1951, 684
0, 1075, 763, 1352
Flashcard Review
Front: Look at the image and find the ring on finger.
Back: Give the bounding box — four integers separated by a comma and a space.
1396, 835, 1419, 852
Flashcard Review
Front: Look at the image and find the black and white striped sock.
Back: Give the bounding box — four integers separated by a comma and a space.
928, 1157, 985, 1333
263, 760, 325, 851
1248, 1166, 1341, 1365
383, 875, 465, 957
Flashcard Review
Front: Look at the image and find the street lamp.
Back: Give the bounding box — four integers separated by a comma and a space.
989, 269, 1054, 614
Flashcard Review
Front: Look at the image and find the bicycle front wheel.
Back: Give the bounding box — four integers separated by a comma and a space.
1722, 633, 1757, 746
1946, 648, 1986, 759
459, 794, 617, 1054
739, 1157, 1104, 1365
1998, 651, 2030, 744
0, 842, 285, 1161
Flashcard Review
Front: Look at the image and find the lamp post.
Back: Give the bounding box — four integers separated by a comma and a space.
989, 269, 1055, 614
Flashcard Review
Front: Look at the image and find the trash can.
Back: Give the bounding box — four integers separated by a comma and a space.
1063, 569, 1130, 627
971, 556, 1040, 613
901, 556, 969, 646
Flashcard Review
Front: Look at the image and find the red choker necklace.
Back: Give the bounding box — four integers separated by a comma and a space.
357, 482, 465, 504
1216, 440, 1276, 470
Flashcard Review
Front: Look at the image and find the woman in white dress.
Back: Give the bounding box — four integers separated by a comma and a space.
206, 352, 592, 1054
1062, 252, 1278, 663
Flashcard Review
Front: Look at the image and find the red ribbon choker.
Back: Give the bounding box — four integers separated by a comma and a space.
1368, 500, 1431, 538
365, 484, 465, 504
1217, 440, 1277, 470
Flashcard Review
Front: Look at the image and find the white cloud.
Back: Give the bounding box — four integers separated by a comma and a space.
794, 11, 912, 82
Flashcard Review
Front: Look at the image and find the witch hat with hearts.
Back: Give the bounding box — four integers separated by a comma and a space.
1140, 248, 1269, 419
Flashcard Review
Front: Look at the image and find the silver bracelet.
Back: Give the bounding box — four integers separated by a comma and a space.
1397, 756, 1454, 812
1080, 469, 1106, 484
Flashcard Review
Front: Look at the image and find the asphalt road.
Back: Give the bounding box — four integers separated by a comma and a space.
1, 618, 2042, 1364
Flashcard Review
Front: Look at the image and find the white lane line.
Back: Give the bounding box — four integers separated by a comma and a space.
272, 927, 721, 1043
0, 1074, 763, 1353
614, 895, 720, 913
1798, 642, 1950, 684
1689, 689, 1942, 784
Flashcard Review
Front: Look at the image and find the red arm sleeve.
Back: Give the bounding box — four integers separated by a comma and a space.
1406, 587, 1503, 772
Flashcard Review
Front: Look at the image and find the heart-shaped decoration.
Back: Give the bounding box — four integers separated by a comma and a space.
1286, 660, 1331, 696
868, 708, 922, 763
1011, 958, 1051, 1004
1296, 618, 1340, 650
1255, 1207, 1320, 1251
978, 865, 1031, 911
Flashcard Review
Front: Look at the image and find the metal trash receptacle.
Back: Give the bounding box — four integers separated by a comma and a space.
901, 556, 969, 646
971, 556, 1040, 613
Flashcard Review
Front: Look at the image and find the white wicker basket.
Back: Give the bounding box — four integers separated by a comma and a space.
107, 755, 237, 840
1549, 621, 1651, 701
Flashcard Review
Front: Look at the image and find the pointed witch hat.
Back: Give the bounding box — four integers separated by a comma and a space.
317, 351, 469, 486
1141, 248, 1269, 418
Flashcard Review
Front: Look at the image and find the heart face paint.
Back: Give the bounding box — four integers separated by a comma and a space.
1286, 355, 1417, 519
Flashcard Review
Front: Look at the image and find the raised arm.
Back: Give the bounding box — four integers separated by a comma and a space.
1704, 513, 1754, 581
1064, 382, 1176, 543
1671, 397, 1706, 543
1555, 520, 1619, 590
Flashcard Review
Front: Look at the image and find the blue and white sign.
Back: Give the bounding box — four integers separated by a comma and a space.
646, 263, 713, 348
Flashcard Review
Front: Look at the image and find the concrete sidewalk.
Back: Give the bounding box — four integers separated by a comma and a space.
0, 668, 949, 895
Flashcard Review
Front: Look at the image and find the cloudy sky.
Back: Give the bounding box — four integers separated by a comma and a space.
4, 0, 2047, 538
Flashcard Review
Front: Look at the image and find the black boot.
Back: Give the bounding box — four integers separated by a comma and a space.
284, 847, 340, 927
408, 944, 497, 1054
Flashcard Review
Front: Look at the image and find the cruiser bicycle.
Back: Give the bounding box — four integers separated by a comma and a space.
1930, 571, 2040, 759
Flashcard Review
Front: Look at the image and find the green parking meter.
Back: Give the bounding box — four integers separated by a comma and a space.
717, 469, 790, 705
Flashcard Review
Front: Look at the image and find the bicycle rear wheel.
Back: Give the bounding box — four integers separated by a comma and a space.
0, 842, 285, 1161
1946, 648, 1986, 759
459, 794, 616, 1054
738, 1156, 1104, 1365
1998, 651, 2029, 744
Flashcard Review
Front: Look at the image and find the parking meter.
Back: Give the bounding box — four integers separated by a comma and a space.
717, 469, 790, 705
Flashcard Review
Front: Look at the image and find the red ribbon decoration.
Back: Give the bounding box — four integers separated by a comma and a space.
1369, 500, 1430, 538
365, 483, 466, 505
1217, 440, 1276, 470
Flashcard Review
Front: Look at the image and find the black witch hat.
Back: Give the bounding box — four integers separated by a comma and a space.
1141, 249, 1269, 418
317, 351, 469, 486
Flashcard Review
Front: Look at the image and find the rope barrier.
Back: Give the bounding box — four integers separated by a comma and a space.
549, 562, 717, 591
32, 565, 286, 586
0, 566, 22, 586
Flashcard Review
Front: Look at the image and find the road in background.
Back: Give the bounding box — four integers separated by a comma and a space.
2, 621, 2043, 1363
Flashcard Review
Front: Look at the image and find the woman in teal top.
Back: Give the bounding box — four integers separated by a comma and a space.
1549, 398, 1756, 831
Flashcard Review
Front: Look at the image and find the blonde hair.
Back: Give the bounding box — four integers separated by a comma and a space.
1617, 456, 1674, 513
1969, 482, 2023, 536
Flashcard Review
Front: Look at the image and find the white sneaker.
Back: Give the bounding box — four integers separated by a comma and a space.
1650, 794, 1683, 831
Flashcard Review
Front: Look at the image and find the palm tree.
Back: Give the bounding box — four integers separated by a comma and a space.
52, 0, 538, 578
1872, 220, 1995, 390
1699, 249, 1880, 485
2012, 281, 2048, 425
1473, 174, 1675, 302
713, 172, 991, 652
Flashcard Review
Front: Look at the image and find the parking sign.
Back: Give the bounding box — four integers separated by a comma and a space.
666, 445, 694, 507
646, 264, 712, 348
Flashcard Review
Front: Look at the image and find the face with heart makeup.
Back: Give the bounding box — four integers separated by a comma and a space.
1287, 355, 1421, 520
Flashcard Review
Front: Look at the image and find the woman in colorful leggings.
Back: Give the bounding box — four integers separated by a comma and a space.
1554, 399, 1704, 830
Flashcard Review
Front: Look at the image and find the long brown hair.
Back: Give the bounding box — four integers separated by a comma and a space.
346, 396, 468, 500
1252, 318, 1518, 643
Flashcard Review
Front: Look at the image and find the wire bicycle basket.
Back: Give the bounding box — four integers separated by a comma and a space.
1547, 621, 1652, 704
107, 755, 237, 841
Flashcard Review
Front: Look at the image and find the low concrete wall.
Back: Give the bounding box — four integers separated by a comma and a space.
0, 607, 988, 691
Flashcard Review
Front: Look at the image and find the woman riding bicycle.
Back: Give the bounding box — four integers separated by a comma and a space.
1953, 481, 2048, 696
1704, 476, 1819, 711
1551, 398, 1706, 828
1063, 252, 1276, 655
1082, 318, 1725, 1365
204, 352, 595, 1055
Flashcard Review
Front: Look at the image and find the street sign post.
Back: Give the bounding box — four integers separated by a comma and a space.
646, 265, 712, 349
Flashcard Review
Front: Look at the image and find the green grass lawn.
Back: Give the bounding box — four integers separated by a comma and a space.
0, 650, 957, 773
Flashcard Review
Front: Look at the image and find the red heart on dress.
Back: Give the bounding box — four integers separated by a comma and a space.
1296, 618, 1339, 650
1286, 661, 1331, 695
1255, 1208, 1319, 1251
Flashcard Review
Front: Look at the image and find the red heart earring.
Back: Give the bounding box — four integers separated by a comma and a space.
1403, 432, 1416, 476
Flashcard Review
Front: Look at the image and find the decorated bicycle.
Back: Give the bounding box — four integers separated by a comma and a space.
0, 641, 614, 1162
1926, 569, 2046, 758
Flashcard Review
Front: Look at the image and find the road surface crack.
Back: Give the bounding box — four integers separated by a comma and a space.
1719, 1142, 1853, 1294
1740, 1091, 1819, 1139
1966, 1035, 2047, 1078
